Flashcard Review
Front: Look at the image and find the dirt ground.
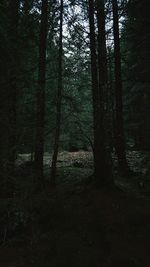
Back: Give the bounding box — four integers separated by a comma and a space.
0, 151, 150, 267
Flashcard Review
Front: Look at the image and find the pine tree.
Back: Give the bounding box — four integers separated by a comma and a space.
34, 0, 48, 184
88, 0, 112, 186
112, 0, 128, 173
51, 0, 64, 185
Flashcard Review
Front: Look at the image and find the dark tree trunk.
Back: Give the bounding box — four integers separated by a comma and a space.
108, 48, 115, 153
0, 1, 7, 183
112, 0, 128, 173
34, 0, 48, 183
96, 0, 113, 184
51, 0, 63, 185
88, 0, 112, 186
0, 0, 19, 195
7, 0, 19, 175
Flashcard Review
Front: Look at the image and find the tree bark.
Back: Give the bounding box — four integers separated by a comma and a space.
112, 0, 128, 173
4, 0, 19, 182
0, 0, 19, 195
50, 0, 63, 185
8, 0, 19, 168
88, 0, 112, 186
96, 0, 113, 184
34, 0, 48, 183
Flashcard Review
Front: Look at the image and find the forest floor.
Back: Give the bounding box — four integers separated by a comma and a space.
0, 151, 150, 267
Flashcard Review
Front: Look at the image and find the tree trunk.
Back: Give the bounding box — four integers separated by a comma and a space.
88, 0, 112, 186
8, 0, 19, 169
0, 0, 19, 195
50, 0, 63, 185
96, 0, 113, 184
34, 0, 48, 183
5, 0, 19, 183
112, 0, 128, 173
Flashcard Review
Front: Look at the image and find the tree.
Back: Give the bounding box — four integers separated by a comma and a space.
112, 0, 128, 173
51, 0, 64, 185
34, 0, 48, 183
88, 0, 112, 186
96, 0, 113, 184
123, 0, 150, 151
1, 0, 19, 177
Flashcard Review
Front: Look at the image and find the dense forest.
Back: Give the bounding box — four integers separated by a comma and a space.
0, 0, 150, 266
